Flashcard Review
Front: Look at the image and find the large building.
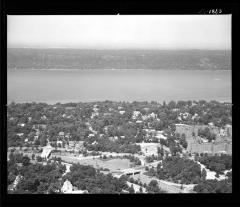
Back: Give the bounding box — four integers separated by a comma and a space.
189, 141, 232, 155
175, 124, 232, 155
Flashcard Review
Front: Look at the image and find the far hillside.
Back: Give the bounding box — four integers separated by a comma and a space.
7, 49, 231, 70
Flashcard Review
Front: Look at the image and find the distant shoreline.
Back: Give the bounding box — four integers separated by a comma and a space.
8, 68, 231, 71
7, 99, 232, 106
8, 49, 231, 71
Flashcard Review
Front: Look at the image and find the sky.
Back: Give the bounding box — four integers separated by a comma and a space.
7, 15, 231, 50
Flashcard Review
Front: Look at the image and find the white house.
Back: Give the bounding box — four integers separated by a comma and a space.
41, 145, 53, 160
59, 131, 65, 136
132, 111, 141, 119
61, 180, 73, 193
16, 133, 24, 137
61, 180, 88, 194
119, 111, 125, 115
156, 134, 167, 140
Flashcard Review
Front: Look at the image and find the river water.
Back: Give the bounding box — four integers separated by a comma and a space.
7, 69, 231, 104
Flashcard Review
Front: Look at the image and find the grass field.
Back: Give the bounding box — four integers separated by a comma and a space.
58, 155, 131, 171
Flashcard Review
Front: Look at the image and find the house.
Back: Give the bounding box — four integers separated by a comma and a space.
162, 145, 171, 153
132, 111, 141, 119
34, 135, 39, 141
61, 180, 73, 193
139, 158, 146, 166
122, 168, 141, 176
92, 141, 98, 145
178, 112, 190, 120
16, 133, 24, 137
65, 133, 71, 139
68, 141, 75, 148
191, 113, 199, 120
104, 126, 109, 133
119, 111, 125, 115
41, 115, 47, 120
75, 141, 85, 151
91, 111, 99, 119
61, 180, 88, 194
8, 175, 23, 191
36, 130, 40, 136
109, 136, 118, 142
41, 145, 53, 160
225, 124, 232, 137
155, 131, 167, 140
59, 132, 65, 136
148, 112, 157, 119
217, 150, 227, 155
208, 122, 214, 127
56, 140, 63, 146
200, 137, 209, 143
220, 128, 227, 137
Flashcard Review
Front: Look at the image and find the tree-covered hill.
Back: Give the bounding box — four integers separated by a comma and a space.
7, 48, 231, 70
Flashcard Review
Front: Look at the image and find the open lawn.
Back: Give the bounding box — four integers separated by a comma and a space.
58, 155, 131, 171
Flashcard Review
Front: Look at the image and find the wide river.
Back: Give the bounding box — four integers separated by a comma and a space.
7, 69, 231, 104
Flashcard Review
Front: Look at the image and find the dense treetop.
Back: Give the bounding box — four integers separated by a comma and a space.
7, 100, 232, 151
193, 178, 232, 193
197, 154, 232, 174
148, 156, 203, 184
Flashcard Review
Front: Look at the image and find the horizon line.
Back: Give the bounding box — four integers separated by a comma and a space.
7, 47, 231, 51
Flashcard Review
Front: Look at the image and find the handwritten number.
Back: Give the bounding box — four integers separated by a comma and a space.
208, 9, 222, 14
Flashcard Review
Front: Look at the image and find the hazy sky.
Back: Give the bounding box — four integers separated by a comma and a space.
8, 15, 231, 50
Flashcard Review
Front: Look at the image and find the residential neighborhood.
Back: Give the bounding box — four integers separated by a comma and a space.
7, 100, 232, 194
